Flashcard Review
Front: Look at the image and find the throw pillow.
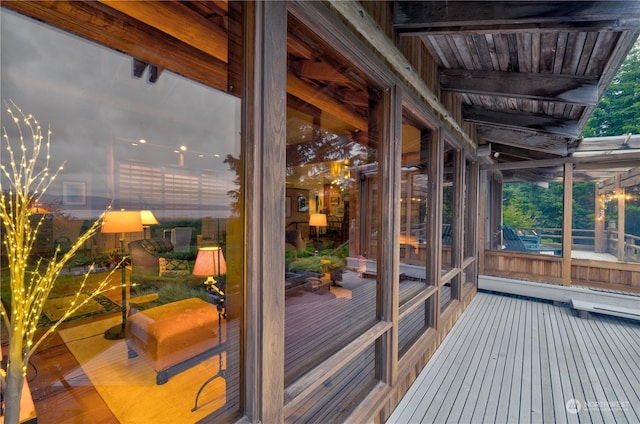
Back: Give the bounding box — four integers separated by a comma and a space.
158, 257, 191, 277
142, 238, 174, 254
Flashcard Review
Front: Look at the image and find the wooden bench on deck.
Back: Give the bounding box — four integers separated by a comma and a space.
570, 299, 640, 321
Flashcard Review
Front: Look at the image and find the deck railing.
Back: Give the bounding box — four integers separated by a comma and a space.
515, 227, 640, 262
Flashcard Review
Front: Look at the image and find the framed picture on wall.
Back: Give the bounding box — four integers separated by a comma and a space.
297, 193, 308, 212
62, 181, 86, 206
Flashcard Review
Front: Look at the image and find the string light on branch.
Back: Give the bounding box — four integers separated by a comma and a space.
1, 103, 124, 417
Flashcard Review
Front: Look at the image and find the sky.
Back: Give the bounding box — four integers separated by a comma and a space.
1, 9, 240, 218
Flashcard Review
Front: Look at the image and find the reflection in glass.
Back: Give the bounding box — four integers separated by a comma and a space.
502, 177, 564, 255
399, 116, 431, 302
463, 158, 477, 288
441, 142, 457, 273
2, 9, 242, 422
284, 15, 379, 387
397, 113, 436, 356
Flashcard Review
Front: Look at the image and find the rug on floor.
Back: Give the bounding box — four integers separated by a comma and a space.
58, 316, 226, 423
39, 293, 120, 327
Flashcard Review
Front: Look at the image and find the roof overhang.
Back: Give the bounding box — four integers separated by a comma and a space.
394, 1, 640, 179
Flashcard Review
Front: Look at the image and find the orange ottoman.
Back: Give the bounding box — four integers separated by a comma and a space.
125, 297, 223, 384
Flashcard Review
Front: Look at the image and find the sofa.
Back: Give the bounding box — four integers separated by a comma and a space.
128, 238, 201, 289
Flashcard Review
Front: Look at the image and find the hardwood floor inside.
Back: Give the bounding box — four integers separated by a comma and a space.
26, 316, 118, 424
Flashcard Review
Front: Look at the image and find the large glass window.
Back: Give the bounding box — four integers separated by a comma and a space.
397, 110, 435, 357
2, 6, 243, 423
399, 118, 430, 278
284, 15, 381, 387
440, 140, 459, 310
502, 173, 564, 256
463, 157, 477, 289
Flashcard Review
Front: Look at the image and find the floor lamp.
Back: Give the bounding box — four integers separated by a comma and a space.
191, 245, 227, 411
101, 210, 143, 340
309, 213, 327, 248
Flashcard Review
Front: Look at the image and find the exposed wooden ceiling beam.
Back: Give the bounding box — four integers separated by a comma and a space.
2, 1, 229, 92
621, 167, 640, 188
477, 127, 570, 156
291, 60, 354, 85
440, 69, 599, 106
491, 143, 558, 162
503, 169, 562, 183
394, 1, 640, 35
465, 105, 579, 137
481, 151, 640, 171
287, 71, 367, 131
576, 134, 640, 151
99, 0, 228, 63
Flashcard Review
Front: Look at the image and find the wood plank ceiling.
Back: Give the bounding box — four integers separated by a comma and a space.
394, 1, 640, 182
4, 1, 639, 183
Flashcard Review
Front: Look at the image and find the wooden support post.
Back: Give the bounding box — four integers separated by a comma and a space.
617, 174, 626, 261
245, 1, 287, 423
562, 163, 573, 286
594, 184, 605, 253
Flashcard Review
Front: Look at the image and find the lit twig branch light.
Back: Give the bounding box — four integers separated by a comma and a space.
0, 101, 121, 424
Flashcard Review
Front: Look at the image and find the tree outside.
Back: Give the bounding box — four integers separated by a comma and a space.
582, 40, 640, 138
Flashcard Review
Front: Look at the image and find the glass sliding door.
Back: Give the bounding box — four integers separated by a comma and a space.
284, 13, 382, 409
1, 4, 245, 422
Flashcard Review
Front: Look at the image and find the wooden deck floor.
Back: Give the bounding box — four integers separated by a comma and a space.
387, 292, 640, 424
571, 250, 619, 262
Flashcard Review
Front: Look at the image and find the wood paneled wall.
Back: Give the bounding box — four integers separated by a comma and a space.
483, 250, 564, 284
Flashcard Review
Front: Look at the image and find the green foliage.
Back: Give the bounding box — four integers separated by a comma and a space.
572, 182, 596, 229
583, 41, 640, 137
133, 283, 210, 310
502, 180, 640, 238
502, 203, 537, 229
627, 203, 640, 236
502, 183, 539, 228
288, 255, 344, 273
503, 182, 560, 242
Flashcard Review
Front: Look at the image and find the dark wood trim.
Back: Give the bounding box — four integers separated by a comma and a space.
287, 71, 368, 130
98, 0, 228, 62
394, 1, 640, 35
441, 69, 599, 106
283, 321, 391, 411
288, 1, 396, 89
399, 286, 438, 317
464, 154, 479, 269
245, 1, 287, 422
429, 129, 444, 327
311, 0, 477, 152
344, 381, 390, 423
452, 146, 464, 276
2, 1, 229, 92
380, 85, 403, 386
